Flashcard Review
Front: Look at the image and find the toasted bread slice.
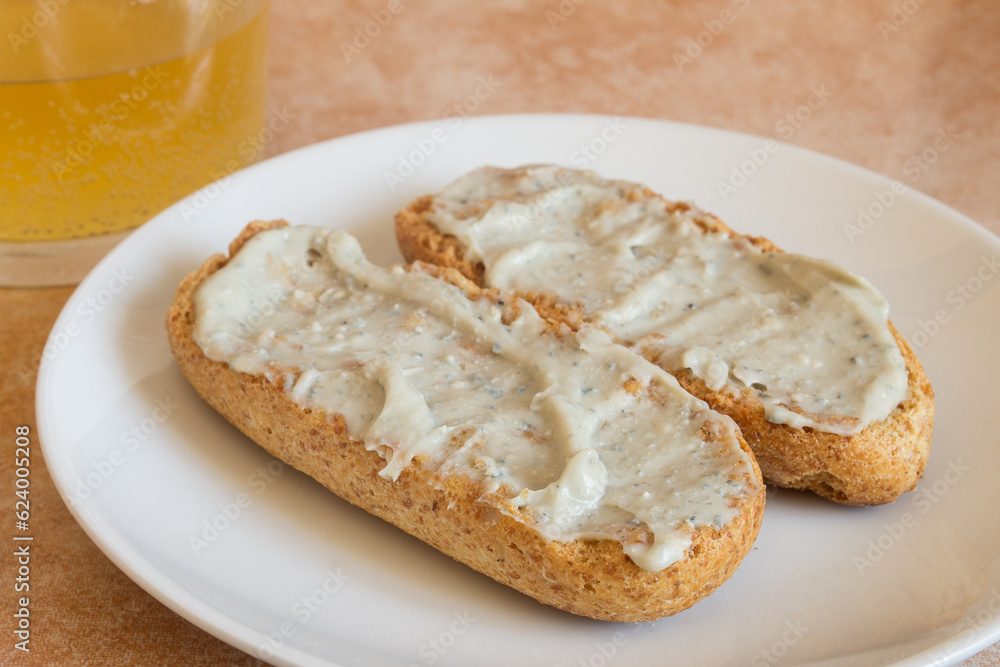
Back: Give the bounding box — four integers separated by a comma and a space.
166, 220, 765, 622
395, 164, 934, 506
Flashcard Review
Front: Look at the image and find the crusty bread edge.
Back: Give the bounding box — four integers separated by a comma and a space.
165, 219, 766, 622
394, 191, 934, 506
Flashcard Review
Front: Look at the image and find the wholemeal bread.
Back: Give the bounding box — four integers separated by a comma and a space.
395, 164, 935, 506
166, 220, 766, 622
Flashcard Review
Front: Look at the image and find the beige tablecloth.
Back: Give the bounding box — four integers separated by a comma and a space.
2, 1, 998, 664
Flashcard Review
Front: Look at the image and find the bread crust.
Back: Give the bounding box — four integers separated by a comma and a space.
395, 187, 934, 506
166, 220, 765, 622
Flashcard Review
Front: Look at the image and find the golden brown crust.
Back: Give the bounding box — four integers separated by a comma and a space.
166, 220, 765, 622
649, 326, 933, 506
395, 188, 935, 506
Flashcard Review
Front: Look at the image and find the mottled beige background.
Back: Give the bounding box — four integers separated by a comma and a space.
2, 0, 998, 664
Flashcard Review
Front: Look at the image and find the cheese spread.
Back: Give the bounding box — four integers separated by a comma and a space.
425, 164, 909, 435
192, 225, 760, 572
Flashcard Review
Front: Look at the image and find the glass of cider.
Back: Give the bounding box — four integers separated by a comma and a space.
1, 0, 270, 286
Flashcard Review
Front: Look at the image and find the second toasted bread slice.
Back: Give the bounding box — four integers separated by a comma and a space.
395, 164, 934, 506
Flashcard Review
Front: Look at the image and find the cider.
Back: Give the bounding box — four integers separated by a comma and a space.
0, 0, 269, 242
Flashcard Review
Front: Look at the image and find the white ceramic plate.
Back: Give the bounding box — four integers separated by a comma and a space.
37, 114, 1000, 667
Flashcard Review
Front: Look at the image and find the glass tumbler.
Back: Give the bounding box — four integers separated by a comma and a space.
1, 0, 270, 286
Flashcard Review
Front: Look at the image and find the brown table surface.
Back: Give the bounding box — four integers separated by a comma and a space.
3, 1, 999, 664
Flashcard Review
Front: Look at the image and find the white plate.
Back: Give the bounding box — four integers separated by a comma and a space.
37, 114, 1000, 667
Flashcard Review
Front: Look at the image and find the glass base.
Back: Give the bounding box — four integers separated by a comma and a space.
0, 231, 132, 287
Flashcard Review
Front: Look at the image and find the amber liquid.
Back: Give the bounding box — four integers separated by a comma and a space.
1, 1, 268, 241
